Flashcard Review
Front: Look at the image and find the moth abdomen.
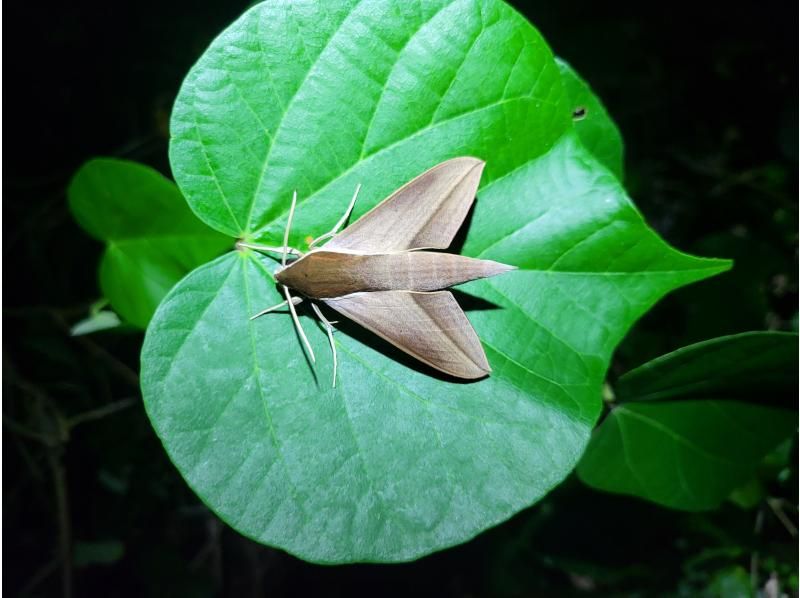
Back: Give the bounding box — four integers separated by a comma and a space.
276, 250, 514, 299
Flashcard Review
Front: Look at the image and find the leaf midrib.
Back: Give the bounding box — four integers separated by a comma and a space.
243, 0, 361, 232
616, 405, 741, 466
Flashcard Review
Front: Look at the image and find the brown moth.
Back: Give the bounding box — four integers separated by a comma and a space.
241, 157, 515, 387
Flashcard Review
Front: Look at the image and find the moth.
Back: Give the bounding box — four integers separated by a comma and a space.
241, 157, 515, 387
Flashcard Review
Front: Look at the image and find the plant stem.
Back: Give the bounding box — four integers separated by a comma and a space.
66, 397, 137, 430
47, 448, 72, 598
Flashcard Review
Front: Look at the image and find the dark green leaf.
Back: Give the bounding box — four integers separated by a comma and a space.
68, 158, 231, 328
578, 400, 794, 511
616, 331, 798, 406
727, 476, 765, 510
144, 0, 729, 562
557, 58, 624, 180
578, 333, 797, 510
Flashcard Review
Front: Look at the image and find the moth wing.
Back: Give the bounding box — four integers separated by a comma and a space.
324, 157, 485, 253
324, 290, 490, 379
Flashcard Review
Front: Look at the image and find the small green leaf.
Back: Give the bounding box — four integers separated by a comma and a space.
557, 58, 624, 180
68, 158, 231, 328
728, 476, 765, 510
70, 310, 122, 336
578, 333, 798, 510
144, 0, 730, 562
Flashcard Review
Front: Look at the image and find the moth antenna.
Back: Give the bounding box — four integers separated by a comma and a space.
308, 183, 361, 249
282, 191, 298, 267
236, 241, 303, 258
249, 296, 302, 320
283, 285, 315, 363
311, 302, 337, 388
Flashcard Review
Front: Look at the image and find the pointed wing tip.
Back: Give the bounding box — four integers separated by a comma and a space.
467, 157, 486, 173
457, 363, 491, 380
482, 259, 518, 278
434, 156, 486, 182
458, 346, 492, 380
495, 259, 517, 271
444, 156, 486, 170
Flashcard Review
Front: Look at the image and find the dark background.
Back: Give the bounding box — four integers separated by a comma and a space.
4, 1, 797, 596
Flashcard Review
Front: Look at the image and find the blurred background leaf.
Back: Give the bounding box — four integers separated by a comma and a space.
67, 158, 231, 328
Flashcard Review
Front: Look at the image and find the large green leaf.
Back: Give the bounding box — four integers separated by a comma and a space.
143, 0, 729, 562
556, 58, 624, 180
578, 332, 798, 510
68, 158, 231, 328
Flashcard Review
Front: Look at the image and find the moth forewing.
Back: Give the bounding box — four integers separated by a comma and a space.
324, 291, 491, 379
323, 157, 485, 253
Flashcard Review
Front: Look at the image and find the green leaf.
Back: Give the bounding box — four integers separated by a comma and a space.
70, 310, 122, 336
578, 333, 797, 510
616, 331, 798, 407
144, 0, 729, 562
556, 58, 624, 180
169, 0, 576, 241
578, 401, 794, 511
68, 158, 231, 328
727, 476, 765, 510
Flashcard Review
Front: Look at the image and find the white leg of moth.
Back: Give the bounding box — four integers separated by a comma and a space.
236, 241, 303, 257
249, 296, 303, 320
311, 302, 337, 388
283, 285, 315, 363
308, 183, 361, 248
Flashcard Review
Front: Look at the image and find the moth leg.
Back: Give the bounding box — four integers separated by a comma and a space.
283, 285, 315, 363
235, 242, 303, 258
308, 183, 361, 248
311, 302, 338, 388
249, 296, 303, 320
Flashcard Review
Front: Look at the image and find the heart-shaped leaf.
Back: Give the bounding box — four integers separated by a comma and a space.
577, 332, 798, 510
68, 158, 231, 328
143, 0, 729, 562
